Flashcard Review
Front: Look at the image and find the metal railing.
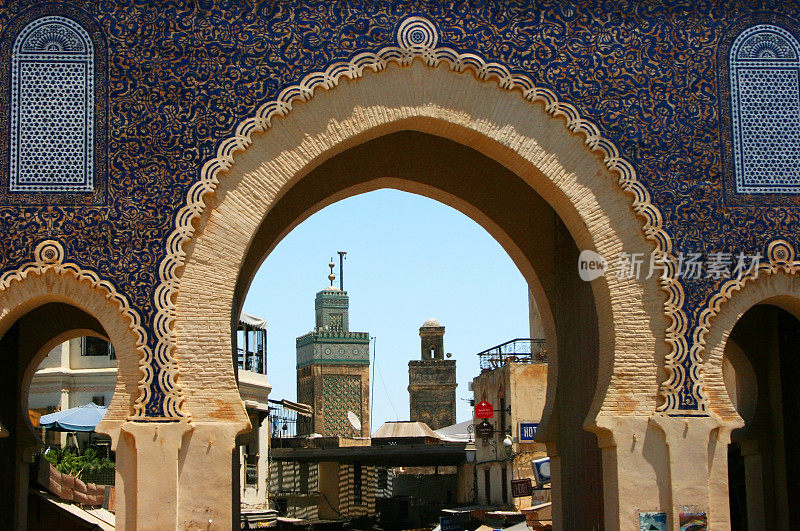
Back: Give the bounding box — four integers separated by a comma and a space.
477, 338, 546, 371
269, 401, 299, 439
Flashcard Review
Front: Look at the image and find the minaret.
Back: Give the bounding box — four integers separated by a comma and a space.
408, 318, 457, 430
296, 258, 370, 437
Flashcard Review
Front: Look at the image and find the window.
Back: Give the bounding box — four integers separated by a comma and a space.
299, 462, 309, 493
92, 395, 104, 406
730, 25, 800, 194
376, 468, 388, 491
82, 336, 114, 358
484, 469, 491, 504
10, 16, 94, 192
353, 462, 363, 505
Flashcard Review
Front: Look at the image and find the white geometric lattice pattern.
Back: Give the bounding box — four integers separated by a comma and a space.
10, 16, 93, 192
731, 25, 800, 194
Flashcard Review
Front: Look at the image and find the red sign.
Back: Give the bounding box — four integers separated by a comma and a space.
475, 401, 493, 419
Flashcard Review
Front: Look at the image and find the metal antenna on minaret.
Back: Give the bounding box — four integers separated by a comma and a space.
328, 258, 336, 287
337, 251, 347, 291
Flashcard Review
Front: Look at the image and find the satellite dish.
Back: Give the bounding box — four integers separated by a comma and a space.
347, 411, 362, 432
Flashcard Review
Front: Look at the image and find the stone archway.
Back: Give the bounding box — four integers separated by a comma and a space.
0, 241, 144, 529
699, 265, 800, 529
169, 57, 669, 530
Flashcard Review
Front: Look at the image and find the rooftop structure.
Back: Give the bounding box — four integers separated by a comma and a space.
478, 338, 547, 373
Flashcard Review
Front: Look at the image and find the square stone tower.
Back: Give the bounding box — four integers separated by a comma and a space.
408, 318, 457, 430
296, 285, 370, 437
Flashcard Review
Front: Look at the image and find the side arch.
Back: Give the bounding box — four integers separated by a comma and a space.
0, 240, 150, 528
0, 240, 147, 437
699, 252, 800, 427
700, 258, 800, 530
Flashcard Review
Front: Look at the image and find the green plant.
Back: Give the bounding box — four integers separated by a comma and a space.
44, 447, 114, 480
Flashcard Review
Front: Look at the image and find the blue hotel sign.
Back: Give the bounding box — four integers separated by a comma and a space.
519, 422, 539, 441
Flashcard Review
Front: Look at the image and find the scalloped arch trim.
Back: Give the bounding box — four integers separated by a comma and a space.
0, 240, 170, 419
694, 240, 800, 358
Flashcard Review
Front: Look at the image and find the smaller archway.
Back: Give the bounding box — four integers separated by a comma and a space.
723, 304, 800, 530
0, 246, 145, 529
0, 302, 110, 528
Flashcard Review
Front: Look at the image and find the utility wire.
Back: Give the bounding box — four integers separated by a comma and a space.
375, 356, 400, 420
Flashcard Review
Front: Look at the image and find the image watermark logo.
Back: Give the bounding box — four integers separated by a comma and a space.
578, 250, 762, 281
578, 250, 607, 281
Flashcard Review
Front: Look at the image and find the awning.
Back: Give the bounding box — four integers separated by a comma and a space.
239, 312, 267, 330
269, 399, 313, 417
40, 403, 108, 432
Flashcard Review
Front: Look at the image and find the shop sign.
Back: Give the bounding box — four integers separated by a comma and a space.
511, 478, 533, 497
475, 420, 494, 439
439, 515, 464, 531
475, 400, 493, 419
519, 421, 539, 441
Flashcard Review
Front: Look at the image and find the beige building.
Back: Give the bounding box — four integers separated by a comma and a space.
471, 339, 548, 510
28, 314, 274, 513
28, 336, 116, 447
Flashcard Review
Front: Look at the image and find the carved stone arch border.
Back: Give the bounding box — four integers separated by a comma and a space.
156, 16, 691, 418
0, 240, 155, 427
694, 239, 800, 425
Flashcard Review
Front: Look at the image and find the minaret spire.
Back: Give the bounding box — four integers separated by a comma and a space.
328, 258, 335, 287
337, 251, 347, 291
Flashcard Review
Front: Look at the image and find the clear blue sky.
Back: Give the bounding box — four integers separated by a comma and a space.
243, 189, 530, 432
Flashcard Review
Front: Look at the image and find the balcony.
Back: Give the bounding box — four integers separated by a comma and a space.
478, 338, 546, 372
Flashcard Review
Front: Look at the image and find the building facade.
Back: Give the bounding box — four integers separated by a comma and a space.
28, 337, 116, 447
471, 342, 549, 511
3, 2, 800, 529
408, 318, 457, 431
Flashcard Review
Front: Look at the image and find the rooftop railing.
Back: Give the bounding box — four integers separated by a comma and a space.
477, 338, 546, 372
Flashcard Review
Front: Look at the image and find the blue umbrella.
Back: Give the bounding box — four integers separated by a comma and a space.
40, 402, 108, 432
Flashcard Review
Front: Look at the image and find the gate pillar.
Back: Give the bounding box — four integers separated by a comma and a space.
113, 421, 191, 531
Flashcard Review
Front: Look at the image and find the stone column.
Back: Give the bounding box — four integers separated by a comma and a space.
60, 341, 71, 368
114, 421, 192, 531
111, 420, 248, 530
59, 387, 70, 447
592, 415, 672, 531
740, 439, 766, 530
651, 415, 729, 529
257, 415, 269, 507
177, 422, 246, 530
